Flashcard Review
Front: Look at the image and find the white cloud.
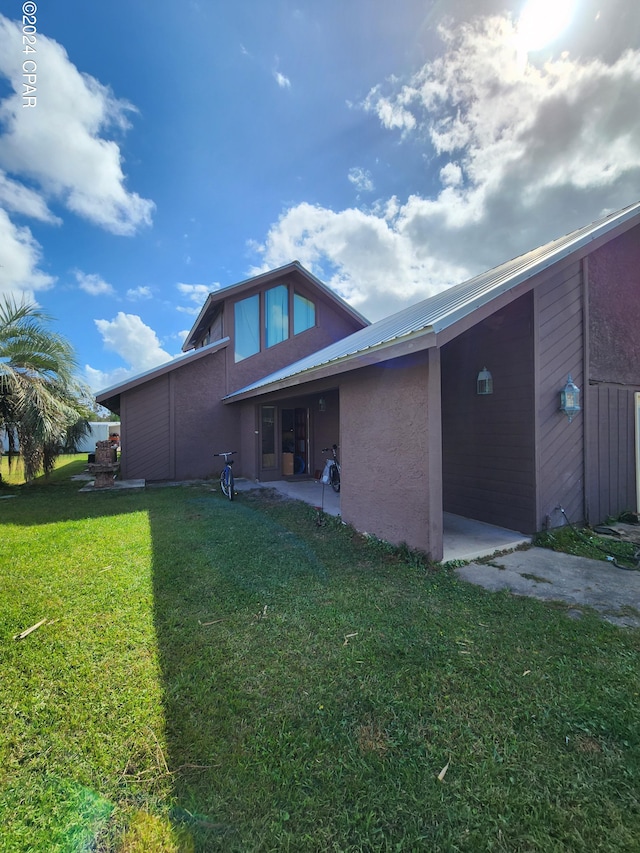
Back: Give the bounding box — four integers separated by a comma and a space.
84, 364, 139, 393
93, 313, 173, 372
254, 13, 640, 322
74, 270, 115, 296
252, 201, 469, 320
348, 167, 374, 193
176, 281, 217, 315
0, 208, 55, 301
85, 312, 176, 390
0, 170, 60, 223
274, 71, 291, 89
363, 87, 416, 135
0, 14, 154, 236
126, 285, 152, 300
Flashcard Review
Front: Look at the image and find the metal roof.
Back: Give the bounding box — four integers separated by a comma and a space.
225, 200, 640, 400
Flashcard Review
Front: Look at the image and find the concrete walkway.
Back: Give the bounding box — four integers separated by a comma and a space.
73, 471, 639, 627
234, 479, 640, 627
234, 477, 341, 516
456, 547, 640, 628
235, 480, 530, 560
442, 512, 530, 562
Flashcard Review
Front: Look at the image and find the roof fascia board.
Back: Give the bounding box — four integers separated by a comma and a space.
182, 263, 300, 352
96, 337, 229, 404
182, 293, 218, 352
182, 261, 369, 352
435, 213, 640, 346
224, 328, 436, 403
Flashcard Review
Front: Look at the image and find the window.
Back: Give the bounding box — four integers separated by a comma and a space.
294, 293, 315, 334
234, 294, 259, 361
265, 285, 289, 348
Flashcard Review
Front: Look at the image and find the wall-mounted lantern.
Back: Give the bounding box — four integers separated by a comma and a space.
560, 374, 580, 422
476, 367, 493, 395
318, 396, 326, 413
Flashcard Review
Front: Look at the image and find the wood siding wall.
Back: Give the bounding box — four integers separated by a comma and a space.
441, 293, 536, 533
534, 261, 585, 528
173, 353, 239, 480
121, 377, 171, 480
120, 350, 240, 482
586, 384, 639, 522
585, 225, 640, 522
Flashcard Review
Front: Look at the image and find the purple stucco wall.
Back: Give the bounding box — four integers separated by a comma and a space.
225, 275, 366, 394
339, 352, 439, 556
534, 260, 585, 529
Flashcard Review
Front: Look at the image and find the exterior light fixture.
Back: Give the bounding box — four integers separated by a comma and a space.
318, 396, 326, 412
560, 374, 580, 423
477, 367, 493, 395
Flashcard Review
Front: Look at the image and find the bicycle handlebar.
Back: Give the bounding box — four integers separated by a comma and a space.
214, 451, 237, 458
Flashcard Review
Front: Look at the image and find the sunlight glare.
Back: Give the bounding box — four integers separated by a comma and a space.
517, 0, 577, 52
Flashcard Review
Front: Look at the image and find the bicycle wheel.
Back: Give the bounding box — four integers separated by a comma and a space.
219, 469, 229, 498
330, 464, 340, 493
220, 467, 234, 500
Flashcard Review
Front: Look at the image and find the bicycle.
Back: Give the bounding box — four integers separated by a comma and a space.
214, 450, 237, 500
321, 444, 340, 493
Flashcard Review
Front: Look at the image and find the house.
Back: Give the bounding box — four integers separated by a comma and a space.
96, 262, 368, 482
97, 201, 640, 561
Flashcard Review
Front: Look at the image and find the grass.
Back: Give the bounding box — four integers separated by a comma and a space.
534, 522, 639, 569
0, 452, 88, 486
1, 458, 639, 851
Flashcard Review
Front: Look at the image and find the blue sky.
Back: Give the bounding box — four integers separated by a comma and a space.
0, 0, 639, 394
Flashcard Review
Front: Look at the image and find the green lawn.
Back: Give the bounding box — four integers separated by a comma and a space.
1, 458, 639, 851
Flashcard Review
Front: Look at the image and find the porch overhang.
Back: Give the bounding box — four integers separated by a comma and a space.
223, 327, 437, 403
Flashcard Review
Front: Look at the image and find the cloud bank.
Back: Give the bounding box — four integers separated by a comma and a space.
253, 13, 640, 321
0, 13, 154, 303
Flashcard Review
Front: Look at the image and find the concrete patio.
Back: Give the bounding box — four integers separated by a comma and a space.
234, 478, 530, 562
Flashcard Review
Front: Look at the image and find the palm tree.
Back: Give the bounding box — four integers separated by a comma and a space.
0, 297, 90, 482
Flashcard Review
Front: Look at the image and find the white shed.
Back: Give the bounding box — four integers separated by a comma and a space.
76, 422, 121, 453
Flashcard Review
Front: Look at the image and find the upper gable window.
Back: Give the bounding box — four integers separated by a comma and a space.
265, 285, 289, 348
235, 294, 259, 361
294, 293, 315, 334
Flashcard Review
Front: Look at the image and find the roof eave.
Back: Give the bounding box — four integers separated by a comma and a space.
96, 337, 230, 408
224, 326, 436, 403
182, 261, 370, 352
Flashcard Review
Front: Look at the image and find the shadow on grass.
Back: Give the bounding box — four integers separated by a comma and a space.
4, 464, 640, 851
3, 468, 342, 849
